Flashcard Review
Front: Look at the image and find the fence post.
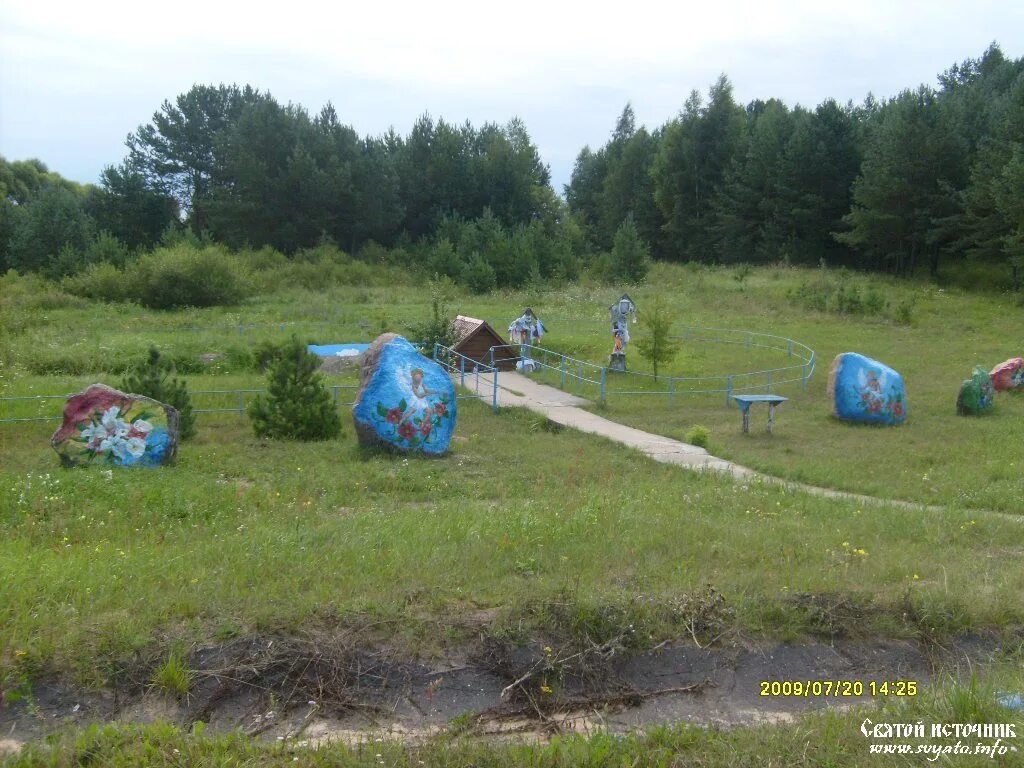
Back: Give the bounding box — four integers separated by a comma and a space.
333, 386, 340, 405
560, 356, 566, 389
492, 367, 499, 412
600, 367, 607, 405
489, 346, 495, 368
726, 375, 734, 405
669, 378, 676, 404
460, 355, 465, 387
238, 391, 245, 417
787, 339, 793, 358
803, 362, 810, 391
433, 342, 440, 361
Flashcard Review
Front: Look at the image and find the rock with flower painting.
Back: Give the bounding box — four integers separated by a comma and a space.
990, 357, 1024, 392
956, 367, 996, 416
827, 352, 907, 426
352, 334, 457, 455
51, 383, 179, 468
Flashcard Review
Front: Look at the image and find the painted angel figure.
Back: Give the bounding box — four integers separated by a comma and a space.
398, 364, 436, 421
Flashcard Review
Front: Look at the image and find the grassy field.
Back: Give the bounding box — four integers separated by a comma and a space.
2, 263, 1023, 762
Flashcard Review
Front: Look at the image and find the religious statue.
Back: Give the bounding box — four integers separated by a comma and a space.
609, 294, 637, 371
508, 307, 546, 372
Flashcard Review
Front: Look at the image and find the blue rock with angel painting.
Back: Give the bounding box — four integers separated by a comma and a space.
352, 334, 457, 455
826, 352, 907, 425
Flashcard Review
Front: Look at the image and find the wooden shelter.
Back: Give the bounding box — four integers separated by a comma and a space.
451, 315, 517, 370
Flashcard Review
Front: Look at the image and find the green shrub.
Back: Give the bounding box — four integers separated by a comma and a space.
406, 277, 457, 353
85, 231, 131, 268
121, 346, 197, 440
463, 253, 497, 294
249, 336, 341, 441
64, 261, 131, 302
686, 425, 710, 448
892, 297, 916, 325
133, 245, 248, 309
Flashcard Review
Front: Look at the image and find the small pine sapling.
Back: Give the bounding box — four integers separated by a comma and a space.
121, 346, 197, 440
249, 336, 341, 440
634, 293, 681, 380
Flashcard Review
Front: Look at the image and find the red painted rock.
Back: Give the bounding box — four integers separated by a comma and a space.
51, 384, 179, 468
989, 357, 1024, 391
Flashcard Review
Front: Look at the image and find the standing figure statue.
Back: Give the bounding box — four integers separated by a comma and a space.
508, 307, 546, 373
609, 294, 637, 372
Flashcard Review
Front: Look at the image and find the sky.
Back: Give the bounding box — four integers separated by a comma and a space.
2, 1, 1023, 194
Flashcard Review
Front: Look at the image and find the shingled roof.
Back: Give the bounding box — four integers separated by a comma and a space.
450, 315, 516, 370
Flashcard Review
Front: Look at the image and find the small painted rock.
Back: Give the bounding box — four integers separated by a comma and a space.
826, 352, 907, 425
51, 383, 179, 468
989, 357, 1024, 391
956, 367, 995, 416
352, 334, 457, 455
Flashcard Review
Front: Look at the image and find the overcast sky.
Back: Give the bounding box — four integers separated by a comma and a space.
2, 1, 1022, 194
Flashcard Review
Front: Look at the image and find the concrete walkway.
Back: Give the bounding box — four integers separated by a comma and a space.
461, 371, 967, 514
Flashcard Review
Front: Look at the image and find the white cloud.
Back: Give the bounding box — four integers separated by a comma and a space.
1, 0, 1022, 189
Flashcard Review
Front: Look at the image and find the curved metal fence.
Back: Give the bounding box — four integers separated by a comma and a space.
486, 326, 816, 405
0, 328, 814, 425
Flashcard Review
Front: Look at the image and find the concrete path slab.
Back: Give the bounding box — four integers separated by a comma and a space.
458, 371, 1012, 517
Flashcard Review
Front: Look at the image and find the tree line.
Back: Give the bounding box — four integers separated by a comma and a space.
1, 43, 1022, 290
568, 43, 1024, 284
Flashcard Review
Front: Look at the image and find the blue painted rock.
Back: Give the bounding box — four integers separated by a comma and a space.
352, 334, 457, 455
957, 367, 995, 416
827, 353, 907, 425
51, 383, 179, 468
990, 357, 1024, 392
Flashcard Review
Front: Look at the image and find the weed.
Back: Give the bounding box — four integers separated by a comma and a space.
685, 424, 710, 448
151, 653, 193, 699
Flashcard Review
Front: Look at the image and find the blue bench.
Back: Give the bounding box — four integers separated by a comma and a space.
732, 394, 788, 434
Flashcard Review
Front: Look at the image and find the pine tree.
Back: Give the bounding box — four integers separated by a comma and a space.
121, 346, 197, 440
609, 215, 651, 280
634, 294, 681, 380
249, 336, 341, 440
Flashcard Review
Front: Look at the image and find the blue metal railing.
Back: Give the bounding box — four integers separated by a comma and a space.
0, 386, 362, 424
486, 326, 816, 406
433, 343, 500, 412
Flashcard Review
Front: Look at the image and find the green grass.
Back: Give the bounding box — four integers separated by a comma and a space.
8, 672, 1024, 766
2, 262, 1024, 760
149, 653, 193, 699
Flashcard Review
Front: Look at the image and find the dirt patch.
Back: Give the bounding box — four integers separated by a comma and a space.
0, 634, 1005, 748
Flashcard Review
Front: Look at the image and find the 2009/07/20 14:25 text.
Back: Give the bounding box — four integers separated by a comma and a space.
760, 680, 918, 698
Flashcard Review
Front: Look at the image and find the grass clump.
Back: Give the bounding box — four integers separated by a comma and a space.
150, 653, 193, 699
685, 424, 710, 448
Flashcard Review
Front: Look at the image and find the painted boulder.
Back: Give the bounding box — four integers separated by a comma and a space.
352, 334, 457, 455
51, 383, 179, 468
827, 352, 907, 425
990, 357, 1024, 392
957, 367, 996, 416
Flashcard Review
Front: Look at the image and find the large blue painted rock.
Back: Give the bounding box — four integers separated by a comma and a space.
957, 367, 995, 416
352, 334, 457, 455
827, 353, 907, 425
